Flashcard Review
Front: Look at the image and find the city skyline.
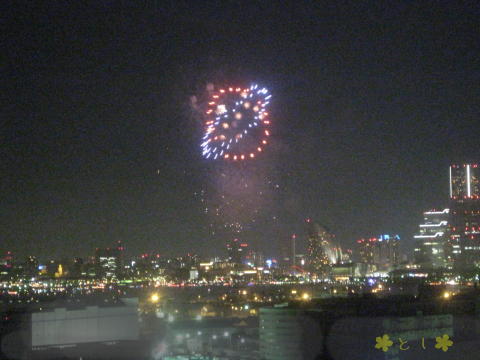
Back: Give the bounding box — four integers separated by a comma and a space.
3, 2, 480, 259
3, 3, 480, 360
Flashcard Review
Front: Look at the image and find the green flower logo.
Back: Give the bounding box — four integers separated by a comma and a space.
375, 334, 393, 352
435, 334, 453, 352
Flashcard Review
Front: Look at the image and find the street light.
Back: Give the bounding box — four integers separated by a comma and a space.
150, 293, 160, 303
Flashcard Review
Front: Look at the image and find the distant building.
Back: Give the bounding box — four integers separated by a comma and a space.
226, 238, 248, 265
95, 241, 124, 279
331, 262, 371, 281
24, 256, 39, 278
45, 260, 61, 278
447, 164, 480, 270
413, 209, 449, 268
0, 251, 14, 279
305, 219, 341, 278
1, 251, 14, 268
70, 257, 84, 278
449, 163, 480, 200
356, 234, 400, 271
245, 249, 264, 267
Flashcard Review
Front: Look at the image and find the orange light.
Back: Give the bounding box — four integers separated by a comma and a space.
208, 102, 215, 105
233, 155, 238, 160
229, 87, 233, 92
206, 110, 212, 114
224, 154, 230, 159
265, 130, 270, 136
262, 140, 267, 144
250, 153, 254, 158
263, 112, 269, 116
220, 89, 225, 93
235, 88, 241, 92
241, 155, 245, 160
263, 120, 270, 124
213, 95, 219, 99
257, 147, 262, 152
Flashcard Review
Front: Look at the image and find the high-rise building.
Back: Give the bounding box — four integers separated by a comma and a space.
449, 164, 480, 200
95, 241, 124, 279
2, 251, 14, 267
356, 234, 400, 271
245, 249, 264, 267
0, 251, 14, 279
226, 238, 248, 265
305, 219, 341, 277
24, 255, 39, 278
413, 209, 449, 268
70, 257, 84, 278
447, 163, 480, 270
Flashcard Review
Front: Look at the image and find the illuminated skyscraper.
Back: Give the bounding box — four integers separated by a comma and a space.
449, 164, 480, 200
305, 219, 341, 277
446, 164, 480, 269
413, 209, 449, 268
356, 234, 400, 271
95, 241, 124, 279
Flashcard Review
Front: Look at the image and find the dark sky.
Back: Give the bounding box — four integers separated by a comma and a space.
2, 1, 480, 260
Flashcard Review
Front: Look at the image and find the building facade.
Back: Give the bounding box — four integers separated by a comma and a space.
413, 209, 449, 268
447, 164, 480, 270
226, 238, 248, 265
449, 164, 480, 200
305, 219, 341, 278
356, 234, 400, 271
95, 241, 124, 279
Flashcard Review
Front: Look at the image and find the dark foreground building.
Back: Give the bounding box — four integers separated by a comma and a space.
260, 292, 480, 360
0, 297, 150, 360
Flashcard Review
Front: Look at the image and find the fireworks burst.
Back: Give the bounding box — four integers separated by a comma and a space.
200, 84, 271, 161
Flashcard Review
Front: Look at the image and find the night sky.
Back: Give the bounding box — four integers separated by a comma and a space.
3, 2, 480, 260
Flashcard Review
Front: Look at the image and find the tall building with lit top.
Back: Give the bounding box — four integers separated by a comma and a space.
449, 164, 480, 200
446, 164, 480, 270
413, 209, 449, 268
